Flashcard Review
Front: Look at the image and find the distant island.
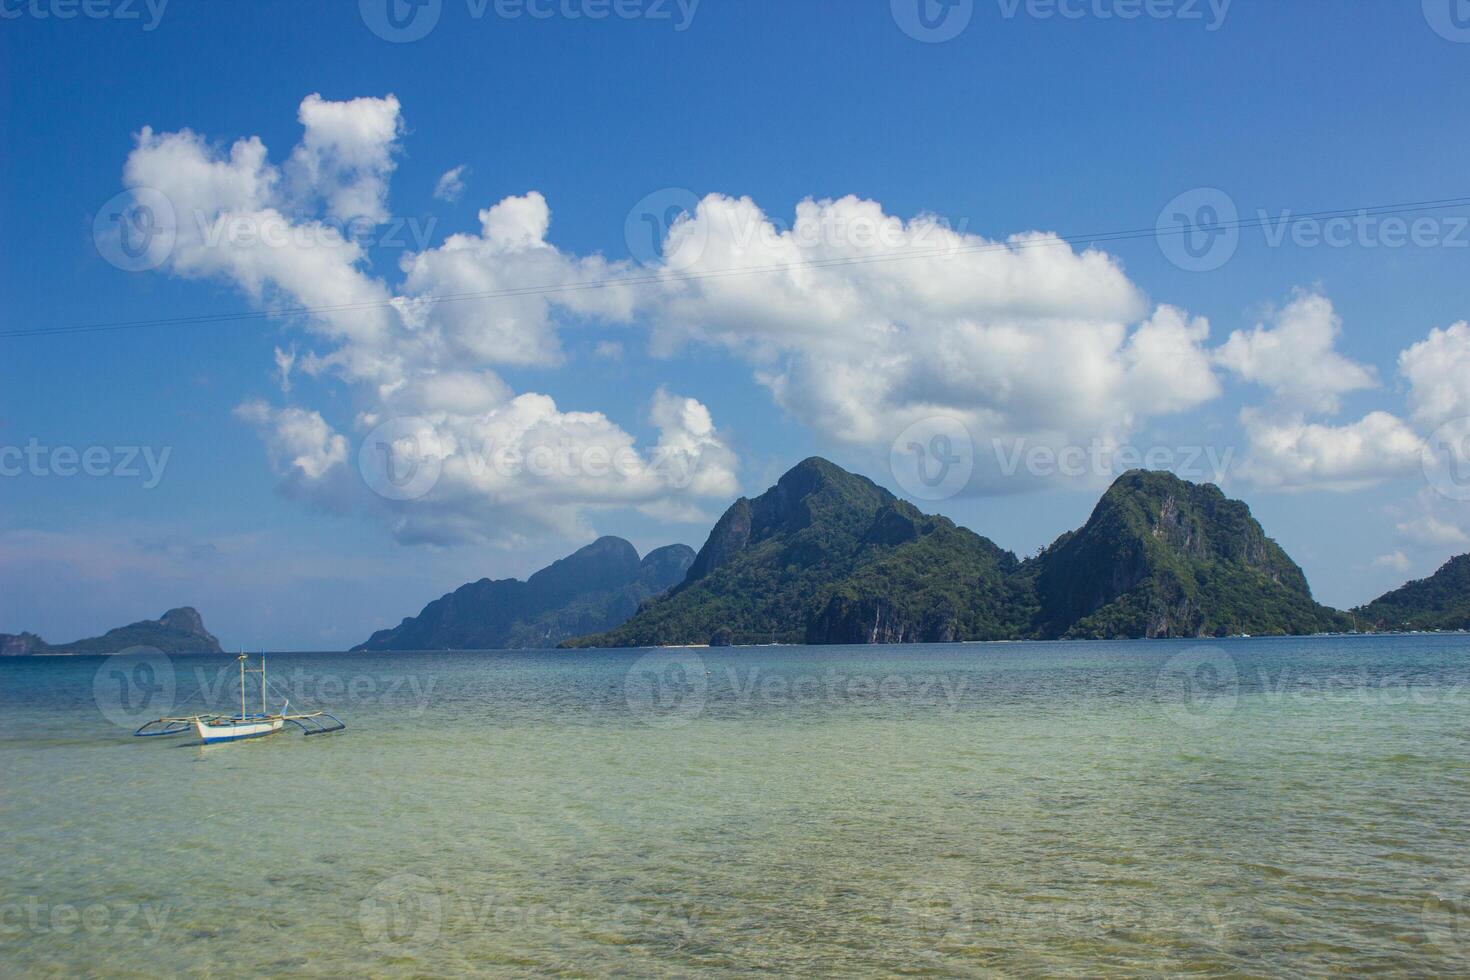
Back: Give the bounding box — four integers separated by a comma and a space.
352, 537, 695, 651
0, 607, 223, 656
566, 458, 1352, 647
5, 461, 1466, 655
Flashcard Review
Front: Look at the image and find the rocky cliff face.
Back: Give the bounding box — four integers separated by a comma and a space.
353, 537, 694, 651
809, 595, 963, 644
680, 499, 753, 589
0, 632, 45, 656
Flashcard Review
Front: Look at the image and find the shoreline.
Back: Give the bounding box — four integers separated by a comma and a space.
4, 630, 1468, 658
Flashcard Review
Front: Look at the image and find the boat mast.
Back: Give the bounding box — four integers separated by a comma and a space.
261, 654, 268, 716
239, 653, 247, 720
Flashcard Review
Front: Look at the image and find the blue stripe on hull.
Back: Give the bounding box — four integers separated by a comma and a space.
200, 729, 278, 744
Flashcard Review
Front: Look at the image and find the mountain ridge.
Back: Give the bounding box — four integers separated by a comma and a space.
566, 458, 1349, 647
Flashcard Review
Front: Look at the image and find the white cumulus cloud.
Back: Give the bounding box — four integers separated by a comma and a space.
235, 401, 350, 484
125, 97, 736, 547
1235, 408, 1423, 492
1400, 320, 1470, 428
642, 193, 1221, 484
286, 93, 403, 225
1215, 291, 1377, 414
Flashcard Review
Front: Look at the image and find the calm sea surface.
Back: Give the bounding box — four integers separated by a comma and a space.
3, 635, 1470, 976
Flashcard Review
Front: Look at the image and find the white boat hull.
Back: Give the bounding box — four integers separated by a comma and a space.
194, 716, 285, 744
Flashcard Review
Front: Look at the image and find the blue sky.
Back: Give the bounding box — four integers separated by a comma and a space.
3, 0, 1470, 649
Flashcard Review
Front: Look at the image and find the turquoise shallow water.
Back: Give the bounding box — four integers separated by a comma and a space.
3, 636, 1470, 976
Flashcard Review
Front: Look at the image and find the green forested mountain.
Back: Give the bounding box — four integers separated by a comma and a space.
1355, 554, 1470, 631
567, 458, 1022, 647
353, 537, 694, 651
1023, 470, 1347, 638
0, 607, 224, 656
567, 459, 1348, 647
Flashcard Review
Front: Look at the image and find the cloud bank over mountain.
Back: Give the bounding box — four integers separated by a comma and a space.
119, 93, 1468, 561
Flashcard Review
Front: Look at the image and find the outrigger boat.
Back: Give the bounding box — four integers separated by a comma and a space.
135, 654, 345, 744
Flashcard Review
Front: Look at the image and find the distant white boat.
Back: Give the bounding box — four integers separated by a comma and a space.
135, 654, 345, 744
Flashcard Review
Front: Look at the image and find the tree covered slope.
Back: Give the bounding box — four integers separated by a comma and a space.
566, 461, 1348, 647
1022, 470, 1347, 639
1355, 554, 1470, 631
569, 458, 1021, 647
